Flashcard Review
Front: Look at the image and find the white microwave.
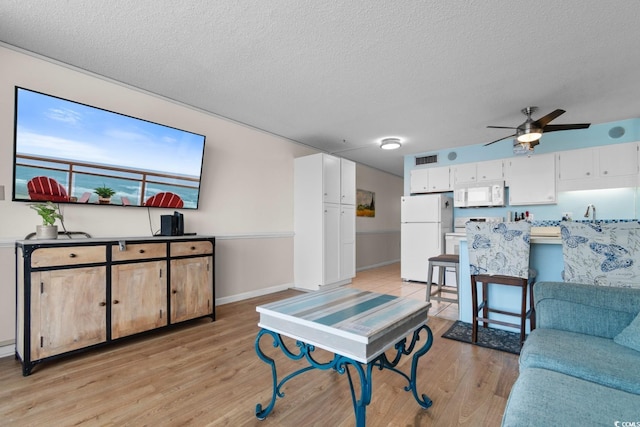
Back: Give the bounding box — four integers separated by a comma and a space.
454, 180, 505, 207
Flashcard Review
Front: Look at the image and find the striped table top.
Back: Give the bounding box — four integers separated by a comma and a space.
257, 287, 431, 363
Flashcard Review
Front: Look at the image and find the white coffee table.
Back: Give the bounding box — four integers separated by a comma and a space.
254, 287, 433, 426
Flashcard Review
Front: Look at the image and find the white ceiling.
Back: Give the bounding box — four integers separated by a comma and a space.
2, 1, 640, 177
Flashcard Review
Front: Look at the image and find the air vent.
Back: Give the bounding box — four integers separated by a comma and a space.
415, 154, 438, 166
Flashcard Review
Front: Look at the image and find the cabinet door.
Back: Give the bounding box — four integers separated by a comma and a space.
340, 158, 356, 205
170, 256, 213, 323
410, 169, 430, 193
598, 143, 638, 177
323, 154, 341, 203
323, 203, 341, 285
428, 166, 451, 192
476, 159, 504, 182
111, 261, 167, 339
30, 267, 107, 359
557, 148, 595, 182
340, 204, 355, 281
508, 154, 557, 205
453, 163, 477, 184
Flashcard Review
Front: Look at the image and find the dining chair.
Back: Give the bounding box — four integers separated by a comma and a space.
465, 221, 536, 346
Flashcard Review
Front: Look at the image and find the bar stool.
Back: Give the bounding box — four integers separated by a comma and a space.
465, 221, 536, 346
426, 254, 459, 304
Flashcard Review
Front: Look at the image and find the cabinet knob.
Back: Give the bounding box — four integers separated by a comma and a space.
191, 246, 196, 250
603, 170, 608, 175
69, 253, 76, 258
586, 172, 591, 176
99, 302, 106, 306
113, 300, 120, 304
139, 249, 145, 254
172, 290, 178, 294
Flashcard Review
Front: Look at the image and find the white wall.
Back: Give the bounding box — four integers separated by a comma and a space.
355, 164, 403, 269
0, 44, 403, 347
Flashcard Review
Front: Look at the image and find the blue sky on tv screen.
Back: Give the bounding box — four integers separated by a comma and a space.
15, 88, 205, 178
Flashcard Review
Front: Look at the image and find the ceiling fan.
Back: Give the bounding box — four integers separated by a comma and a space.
484, 107, 591, 148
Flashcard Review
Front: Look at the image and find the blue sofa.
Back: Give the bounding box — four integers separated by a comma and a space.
502, 281, 640, 426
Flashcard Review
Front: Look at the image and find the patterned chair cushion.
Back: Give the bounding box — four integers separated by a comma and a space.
560, 222, 640, 288
465, 221, 532, 279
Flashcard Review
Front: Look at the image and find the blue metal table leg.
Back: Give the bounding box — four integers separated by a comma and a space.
408, 325, 434, 408
341, 357, 372, 427
254, 324, 433, 424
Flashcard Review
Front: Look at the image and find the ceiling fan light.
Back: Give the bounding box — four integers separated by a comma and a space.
380, 138, 402, 150
516, 121, 542, 143
516, 131, 542, 143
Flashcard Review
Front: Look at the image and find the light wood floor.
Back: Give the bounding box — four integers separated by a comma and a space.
0, 263, 519, 426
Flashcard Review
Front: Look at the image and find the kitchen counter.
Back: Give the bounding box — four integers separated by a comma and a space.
446, 226, 561, 244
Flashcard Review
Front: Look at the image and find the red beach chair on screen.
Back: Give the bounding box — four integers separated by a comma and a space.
27, 176, 70, 202
144, 192, 184, 208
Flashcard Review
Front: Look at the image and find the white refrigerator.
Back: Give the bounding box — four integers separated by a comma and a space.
401, 194, 453, 282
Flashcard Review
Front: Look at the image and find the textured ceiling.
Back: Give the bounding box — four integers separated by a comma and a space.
2, 1, 640, 176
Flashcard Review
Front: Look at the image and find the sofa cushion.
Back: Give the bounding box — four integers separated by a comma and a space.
520, 328, 640, 395
614, 311, 640, 352
502, 367, 640, 427
534, 281, 640, 338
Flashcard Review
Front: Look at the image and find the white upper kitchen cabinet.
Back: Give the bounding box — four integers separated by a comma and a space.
452, 163, 477, 184
476, 159, 505, 182
453, 160, 504, 185
557, 142, 638, 191
557, 147, 595, 185
507, 153, 557, 205
598, 143, 638, 178
427, 166, 451, 192
410, 166, 451, 193
410, 168, 429, 193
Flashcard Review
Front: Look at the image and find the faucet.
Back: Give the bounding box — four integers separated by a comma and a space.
584, 204, 596, 222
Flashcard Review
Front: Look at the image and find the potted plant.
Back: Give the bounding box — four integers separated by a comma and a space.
94, 185, 116, 204
30, 201, 63, 239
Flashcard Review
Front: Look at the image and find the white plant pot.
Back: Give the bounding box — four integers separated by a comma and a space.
36, 225, 58, 240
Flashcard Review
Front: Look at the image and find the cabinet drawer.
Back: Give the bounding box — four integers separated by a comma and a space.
31, 246, 106, 267
171, 241, 213, 257
111, 243, 166, 261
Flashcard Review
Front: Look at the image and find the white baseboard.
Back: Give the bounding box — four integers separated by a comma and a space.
0, 343, 15, 359
215, 282, 294, 306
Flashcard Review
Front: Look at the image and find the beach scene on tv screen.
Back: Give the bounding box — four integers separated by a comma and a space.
13, 88, 205, 209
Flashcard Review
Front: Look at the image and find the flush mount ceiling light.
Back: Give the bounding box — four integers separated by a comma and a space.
380, 138, 402, 150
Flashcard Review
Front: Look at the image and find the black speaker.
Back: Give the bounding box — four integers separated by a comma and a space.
160, 212, 184, 236
160, 215, 175, 236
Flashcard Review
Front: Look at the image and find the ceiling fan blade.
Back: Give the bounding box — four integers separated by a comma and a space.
543, 123, 591, 132
532, 109, 565, 127
487, 125, 518, 129
484, 134, 517, 146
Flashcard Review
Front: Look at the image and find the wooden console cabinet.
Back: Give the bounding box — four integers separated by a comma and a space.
15, 236, 215, 375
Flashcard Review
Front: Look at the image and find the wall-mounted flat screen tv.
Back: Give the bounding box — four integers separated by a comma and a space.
12, 87, 206, 209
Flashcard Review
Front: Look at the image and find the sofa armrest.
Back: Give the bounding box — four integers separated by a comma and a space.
534, 281, 640, 339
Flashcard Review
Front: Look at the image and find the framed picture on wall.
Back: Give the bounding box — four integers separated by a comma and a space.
356, 189, 375, 217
